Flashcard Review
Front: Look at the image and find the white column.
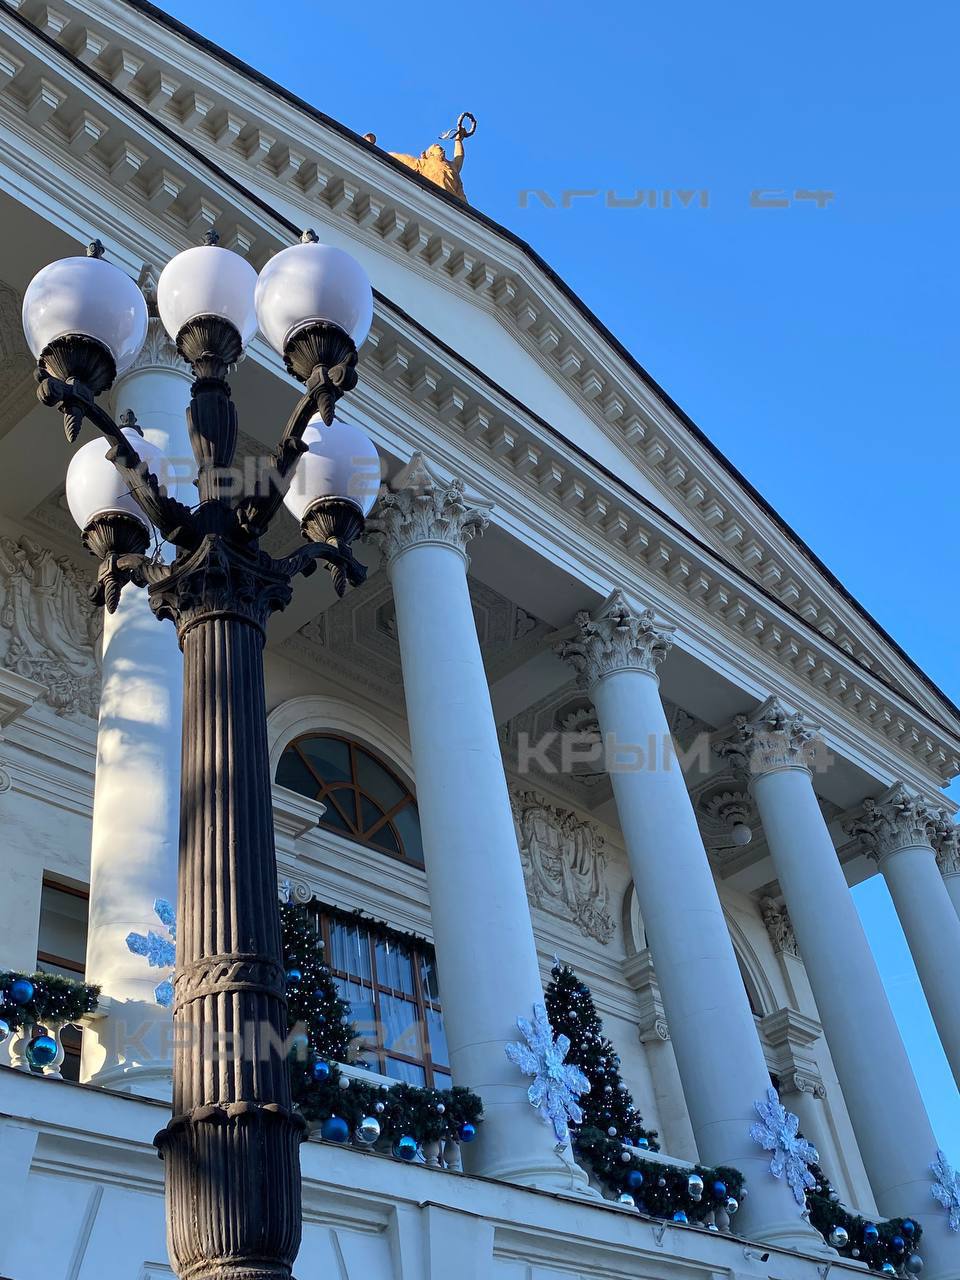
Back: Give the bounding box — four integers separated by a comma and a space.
556, 591, 828, 1254
934, 824, 960, 922
80, 292, 192, 1097
720, 699, 959, 1280
846, 784, 960, 1089
369, 455, 590, 1193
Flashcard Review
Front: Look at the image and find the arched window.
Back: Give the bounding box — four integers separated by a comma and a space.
276, 733, 424, 868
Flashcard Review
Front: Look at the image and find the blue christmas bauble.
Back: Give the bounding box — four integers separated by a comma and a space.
312, 1060, 331, 1082
902, 1221, 916, 1238
458, 1122, 477, 1143
9, 977, 34, 1005
395, 1135, 418, 1161
882, 1266, 897, 1276
712, 1180, 727, 1199
637, 1137, 650, 1149
320, 1115, 350, 1144
285, 968, 302, 984
0, 1018, 9, 1044
26, 1033, 57, 1068
906, 1254, 924, 1275
673, 1211, 688, 1223
864, 1225, 880, 1246
627, 1170, 645, 1191
892, 1236, 906, 1253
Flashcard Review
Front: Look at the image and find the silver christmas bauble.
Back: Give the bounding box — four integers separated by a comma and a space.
436, 1103, 445, 1115
374, 1101, 385, 1114
907, 1257, 924, 1276
725, 1197, 739, 1216
355, 1116, 381, 1146
617, 1193, 635, 1207
338, 1075, 351, 1089
607, 1126, 618, 1137
828, 1226, 849, 1249
687, 1174, 704, 1201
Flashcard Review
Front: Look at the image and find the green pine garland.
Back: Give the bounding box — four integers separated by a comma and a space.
282, 901, 483, 1148
0, 971, 100, 1030
806, 1161, 922, 1273
546, 959, 744, 1222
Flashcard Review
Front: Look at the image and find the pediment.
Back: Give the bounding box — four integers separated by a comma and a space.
1, 0, 958, 774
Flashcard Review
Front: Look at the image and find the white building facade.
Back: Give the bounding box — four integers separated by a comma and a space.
0, 2, 958, 1278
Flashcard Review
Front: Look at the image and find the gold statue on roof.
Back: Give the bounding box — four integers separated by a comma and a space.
363, 112, 476, 203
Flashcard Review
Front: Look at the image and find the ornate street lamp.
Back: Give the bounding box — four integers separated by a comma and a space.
22, 230, 379, 1280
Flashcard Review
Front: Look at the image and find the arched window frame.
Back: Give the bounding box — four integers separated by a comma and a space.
278, 732, 424, 868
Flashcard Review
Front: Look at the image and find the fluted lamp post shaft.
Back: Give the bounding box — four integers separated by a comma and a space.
23, 234, 377, 1280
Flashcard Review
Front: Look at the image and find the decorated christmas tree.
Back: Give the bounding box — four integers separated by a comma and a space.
281, 900, 355, 1068
545, 957, 658, 1149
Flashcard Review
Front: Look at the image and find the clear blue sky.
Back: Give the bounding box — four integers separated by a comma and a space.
158, 0, 960, 1149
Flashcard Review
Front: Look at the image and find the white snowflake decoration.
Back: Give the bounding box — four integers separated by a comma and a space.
750, 1087, 819, 1205
505, 1003, 590, 1143
126, 898, 176, 1008
931, 1149, 960, 1231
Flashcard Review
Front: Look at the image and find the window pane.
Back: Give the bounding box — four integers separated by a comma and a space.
379, 993, 422, 1060
356, 749, 407, 811
276, 749, 320, 798
360, 795, 385, 833
334, 977, 376, 1046
432, 1069, 452, 1090
419, 955, 440, 1002
371, 824, 401, 856
298, 736, 351, 785
385, 1057, 426, 1086
330, 921, 372, 982
324, 788, 357, 828
375, 938, 414, 995
426, 1007, 449, 1068
392, 803, 424, 865
37, 884, 88, 974
319, 801, 350, 835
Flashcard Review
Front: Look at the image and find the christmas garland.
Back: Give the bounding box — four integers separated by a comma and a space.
807, 1163, 923, 1274
301, 898, 433, 958
545, 959, 745, 1222
281, 901, 483, 1154
0, 971, 100, 1031
576, 1127, 744, 1224
291, 1058, 483, 1147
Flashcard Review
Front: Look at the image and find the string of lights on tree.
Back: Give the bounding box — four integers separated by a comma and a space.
0, 971, 101, 1069
545, 959, 743, 1223
281, 901, 482, 1157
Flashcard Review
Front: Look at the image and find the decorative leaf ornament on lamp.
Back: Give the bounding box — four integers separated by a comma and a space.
23, 229, 377, 1280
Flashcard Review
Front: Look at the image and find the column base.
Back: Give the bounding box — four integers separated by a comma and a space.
472, 1144, 601, 1198
751, 1215, 836, 1258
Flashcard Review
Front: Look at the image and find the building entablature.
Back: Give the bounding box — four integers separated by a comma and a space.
1, 0, 956, 754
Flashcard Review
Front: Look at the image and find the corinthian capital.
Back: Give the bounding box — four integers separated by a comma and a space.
554, 589, 674, 690
715, 696, 824, 778
935, 822, 960, 877
366, 453, 491, 564
845, 782, 945, 864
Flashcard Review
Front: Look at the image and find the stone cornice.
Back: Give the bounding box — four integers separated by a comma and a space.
365, 453, 491, 565
844, 782, 945, 864
555, 589, 674, 690
715, 696, 825, 779
1, 10, 958, 786
3, 0, 957, 746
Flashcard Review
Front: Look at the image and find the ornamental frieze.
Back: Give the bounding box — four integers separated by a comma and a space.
510, 789, 615, 944
0, 534, 101, 718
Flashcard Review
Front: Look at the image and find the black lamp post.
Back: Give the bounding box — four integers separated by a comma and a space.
22, 230, 380, 1280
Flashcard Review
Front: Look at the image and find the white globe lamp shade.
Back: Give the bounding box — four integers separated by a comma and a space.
731, 822, 753, 847
282, 416, 380, 523
157, 244, 258, 349
255, 242, 373, 356
22, 254, 148, 377
65, 428, 163, 532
